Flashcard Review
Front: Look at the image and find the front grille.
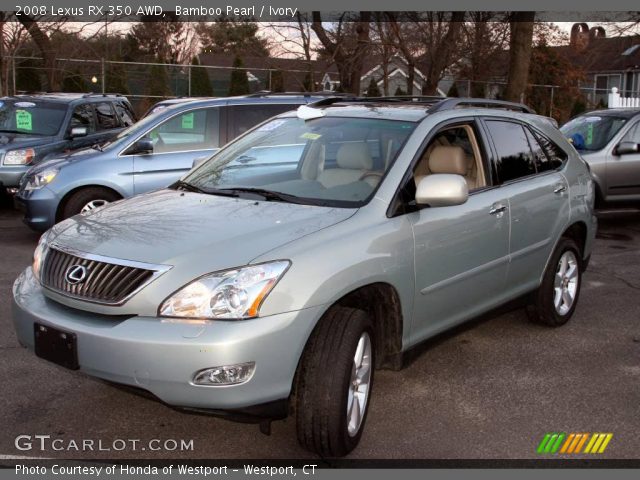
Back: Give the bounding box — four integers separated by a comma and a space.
41, 246, 160, 305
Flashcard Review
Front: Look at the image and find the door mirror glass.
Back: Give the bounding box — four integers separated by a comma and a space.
70, 126, 88, 138
415, 174, 469, 207
128, 137, 154, 155
615, 141, 639, 156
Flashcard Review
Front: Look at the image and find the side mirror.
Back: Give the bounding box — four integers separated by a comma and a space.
69, 126, 87, 138
415, 174, 469, 207
128, 137, 154, 155
614, 141, 639, 156
192, 156, 208, 169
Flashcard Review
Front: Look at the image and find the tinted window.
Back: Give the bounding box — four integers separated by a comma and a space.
486, 120, 535, 183
95, 102, 118, 130
70, 104, 96, 134
228, 104, 298, 139
143, 108, 219, 154
530, 129, 567, 171
115, 102, 135, 127
0, 100, 67, 136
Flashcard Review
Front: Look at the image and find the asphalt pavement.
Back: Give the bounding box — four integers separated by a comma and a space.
0, 192, 638, 460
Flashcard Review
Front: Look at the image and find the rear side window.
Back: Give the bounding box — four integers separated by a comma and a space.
227, 104, 298, 139
94, 102, 118, 130
486, 120, 536, 183
115, 102, 135, 127
70, 104, 96, 134
529, 129, 567, 172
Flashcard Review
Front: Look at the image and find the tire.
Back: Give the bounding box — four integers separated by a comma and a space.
526, 237, 582, 327
295, 307, 375, 457
62, 187, 120, 220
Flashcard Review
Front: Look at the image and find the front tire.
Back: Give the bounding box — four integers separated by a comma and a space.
62, 187, 120, 220
527, 238, 582, 327
295, 307, 374, 457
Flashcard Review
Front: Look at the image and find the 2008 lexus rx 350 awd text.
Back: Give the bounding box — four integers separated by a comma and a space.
12, 97, 597, 457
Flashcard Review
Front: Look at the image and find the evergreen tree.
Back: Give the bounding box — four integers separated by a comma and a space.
16, 59, 42, 92
303, 72, 314, 92
190, 57, 213, 96
447, 81, 459, 97
394, 86, 407, 96
62, 71, 90, 93
366, 78, 382, 97
106, 63, 130, 95
228, 56, 249, 96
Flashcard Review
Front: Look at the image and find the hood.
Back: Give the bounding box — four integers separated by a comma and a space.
50, 189, 356, 270
28, 147, 101, 174
0, 133, 56, 151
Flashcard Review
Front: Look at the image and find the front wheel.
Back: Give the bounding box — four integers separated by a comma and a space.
294, 307, 374, 457
62, 187, 120, 220
526, 238, 582, 327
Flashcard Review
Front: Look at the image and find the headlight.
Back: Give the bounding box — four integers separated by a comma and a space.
32, 232, 51, 281
3, 148, 35, 165
24, 169, 58, 191
159, 261, 290, 320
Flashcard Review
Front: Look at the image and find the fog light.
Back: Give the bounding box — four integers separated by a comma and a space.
192, 362, 255, 386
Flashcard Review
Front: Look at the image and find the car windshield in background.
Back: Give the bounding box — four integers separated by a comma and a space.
183, 116, 416, 207
0, 100, 67, 136
561, 115, 628, 151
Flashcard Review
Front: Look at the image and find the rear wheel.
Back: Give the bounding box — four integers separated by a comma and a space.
295, 307, 374, 457
62, 187, 120, 220
526, 237, 582, 327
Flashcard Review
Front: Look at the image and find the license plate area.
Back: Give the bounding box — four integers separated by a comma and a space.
34, 323, 79, 370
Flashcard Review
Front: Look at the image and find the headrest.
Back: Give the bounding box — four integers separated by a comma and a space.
336, 143, 373, 170
428, 146, 469, 175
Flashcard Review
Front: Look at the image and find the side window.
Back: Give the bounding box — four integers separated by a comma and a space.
94, 102, 118, 130
228, 104, 297, 140
622, 122, 640, 144
115, 102, 135, 127
529, 129, 567, 171
69, 104, 96, 134
143, 108, 219, 154
485, 120, 536, 183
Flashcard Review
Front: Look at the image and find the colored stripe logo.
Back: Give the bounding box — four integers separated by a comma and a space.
537, 433, 613, 454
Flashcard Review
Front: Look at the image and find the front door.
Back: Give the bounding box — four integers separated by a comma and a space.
606, 120, 640, 199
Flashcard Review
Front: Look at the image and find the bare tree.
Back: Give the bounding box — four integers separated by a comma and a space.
504, 12, 536, 103
311, 12, 371, 94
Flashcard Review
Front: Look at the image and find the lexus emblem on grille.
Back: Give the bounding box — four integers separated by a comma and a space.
65, 264, 88, 285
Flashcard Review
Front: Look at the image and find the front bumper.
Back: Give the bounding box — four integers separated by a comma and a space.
14, 187, 59, 232
13, 268, 323, 412
0, 165, 29, 189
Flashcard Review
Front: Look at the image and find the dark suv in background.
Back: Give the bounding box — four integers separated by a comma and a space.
0, 93, 136, 193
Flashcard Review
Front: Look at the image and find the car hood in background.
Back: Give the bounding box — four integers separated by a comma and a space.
27, 147, 102, 174
50, 189, 357, 270
0, 133, 57, 152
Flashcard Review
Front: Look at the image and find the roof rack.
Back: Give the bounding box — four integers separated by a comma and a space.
428, 98, 534, 114
82, 93, 124, 98
307, 95, 534, 114
245, 90, 350, 98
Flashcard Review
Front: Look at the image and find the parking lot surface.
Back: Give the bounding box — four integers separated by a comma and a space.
0, 193, 638, 460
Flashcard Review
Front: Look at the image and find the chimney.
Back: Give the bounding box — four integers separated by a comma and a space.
570, 23, 590, 52
589, 26, 606, 43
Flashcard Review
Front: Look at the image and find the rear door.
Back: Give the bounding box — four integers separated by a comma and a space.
130, 107, 221, 194
605, 119, 640, 198
66, 103, 104, 151
483, 119, 570, 296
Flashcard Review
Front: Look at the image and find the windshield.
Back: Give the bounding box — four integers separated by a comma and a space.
182, 116, 416, 207
0, 99, 67, 136
561, 115, 628, 151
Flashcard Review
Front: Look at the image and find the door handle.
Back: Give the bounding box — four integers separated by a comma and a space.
553, 184, 567, 194
489, 204, 507, 215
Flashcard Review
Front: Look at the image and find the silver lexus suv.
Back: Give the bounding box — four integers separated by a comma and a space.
12, 97, 597, 457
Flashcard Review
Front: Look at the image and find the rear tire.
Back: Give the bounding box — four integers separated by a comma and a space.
62, 187, 120, 220
526, 237, 582, 327
295, 307, 374, 457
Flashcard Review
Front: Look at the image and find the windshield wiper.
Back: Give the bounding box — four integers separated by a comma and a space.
174, 180, 209, 194
217, 187, 304, 204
